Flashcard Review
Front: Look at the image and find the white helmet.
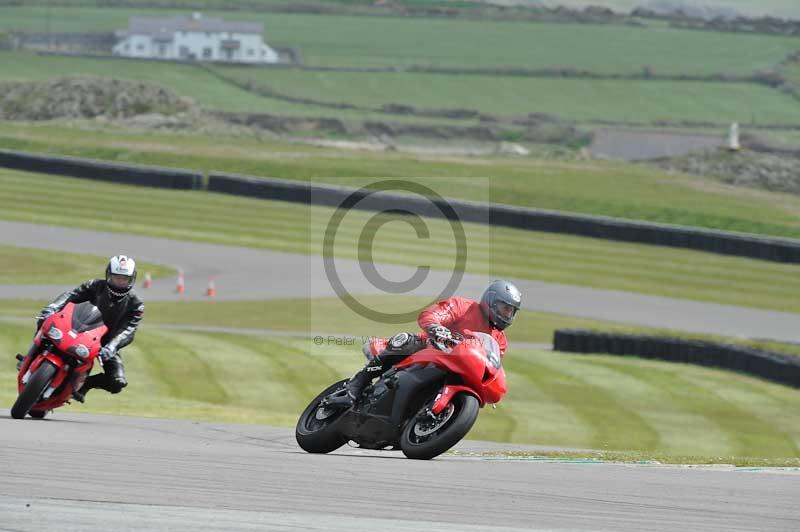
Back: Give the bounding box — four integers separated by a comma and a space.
105, 255, 137, 298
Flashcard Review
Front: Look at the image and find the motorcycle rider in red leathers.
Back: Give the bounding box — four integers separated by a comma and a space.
326, 279, 522, 407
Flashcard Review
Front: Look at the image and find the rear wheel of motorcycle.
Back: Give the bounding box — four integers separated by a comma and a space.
295, 380, 349, 454
400, 393, 479, 460
11, 360, 57, 419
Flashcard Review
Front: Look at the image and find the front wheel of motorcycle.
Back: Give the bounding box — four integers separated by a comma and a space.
295, 379, 349, 454
11, 359, 57, 419
400, 393, 479, 460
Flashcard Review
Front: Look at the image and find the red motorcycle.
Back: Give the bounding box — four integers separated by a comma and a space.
12, 302, 107, 419
296, 330, 507, 460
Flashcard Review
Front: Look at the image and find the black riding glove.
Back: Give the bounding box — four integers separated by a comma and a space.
36, 306, 57, 330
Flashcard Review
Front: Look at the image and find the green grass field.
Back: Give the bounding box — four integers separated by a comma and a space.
3, 296, 800, 359
0, 51, 473, 125
3, 168, 800, 313
0, 245, 173, 284
2, 2, 798, 463
4, 0, 800, 22
1, 7, 798, 75
1, 320, 797, 462
216, 66, 800, 125
0, 295, 601, 345
2, 5, 799, 140
3, 122, 800, 238
545, 0, 800, 20
0, 51, 267, 114
753, 129, 800, 149
4, 51, 798, 127
1, 174, 797, 461
784, 62, 800, 87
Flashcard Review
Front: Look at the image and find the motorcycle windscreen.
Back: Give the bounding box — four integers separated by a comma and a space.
71, 302, 104, 333
473, 332, 502, 369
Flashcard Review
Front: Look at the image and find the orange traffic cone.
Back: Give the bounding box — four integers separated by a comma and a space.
142, 272, 152, 289
205, 278, 216, 298
175, 270, 185, 295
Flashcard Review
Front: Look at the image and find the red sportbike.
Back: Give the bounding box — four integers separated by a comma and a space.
12, 302, 107, 419
296, 330, 507, 460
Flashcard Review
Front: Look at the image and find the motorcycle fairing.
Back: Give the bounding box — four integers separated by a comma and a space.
337, 364, 446, 449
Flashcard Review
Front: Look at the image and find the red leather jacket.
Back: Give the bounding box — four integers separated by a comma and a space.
417, 296, 508, 355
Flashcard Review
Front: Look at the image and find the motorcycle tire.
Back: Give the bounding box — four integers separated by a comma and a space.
11, 360, 57, 419
295, 379, 349, 454
400, 393, 479, 460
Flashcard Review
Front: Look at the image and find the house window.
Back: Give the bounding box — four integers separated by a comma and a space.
158, 44, 167, 56
123, 43, 130, 51
136, 43, 144, 51
205, 32, 211, 37
179, 46, 189, 58
247, 48, 254, 56
203, 47, 212, 59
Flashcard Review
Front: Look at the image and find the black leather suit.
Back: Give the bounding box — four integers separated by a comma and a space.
39, 279, 144, 394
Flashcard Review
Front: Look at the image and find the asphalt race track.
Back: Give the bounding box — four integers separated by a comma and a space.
3, 220, 800, 531
2, 220, 800, 342
0, 414, 798, 532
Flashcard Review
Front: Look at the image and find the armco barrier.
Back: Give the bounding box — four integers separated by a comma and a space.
207, 172, 491, 221
208, 172, 800, 264
0, 149, 202, 190
553, 329, 800, 388
3, 152, 799, 263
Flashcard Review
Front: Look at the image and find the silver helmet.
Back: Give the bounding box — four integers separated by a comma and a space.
479, 280, 522, 330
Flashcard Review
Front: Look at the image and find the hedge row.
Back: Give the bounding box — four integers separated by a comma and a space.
208, 172, 800, 264
0, 149, 202, 190
553, 329, 800, 388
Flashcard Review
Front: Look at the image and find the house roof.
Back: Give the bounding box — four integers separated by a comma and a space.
117, 14, 263, 39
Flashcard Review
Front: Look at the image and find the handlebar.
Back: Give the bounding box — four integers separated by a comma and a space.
430, 331, 464, 353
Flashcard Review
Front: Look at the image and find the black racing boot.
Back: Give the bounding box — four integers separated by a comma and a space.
72, 375, 103, 403
324, 357, 384, 408
15, 353, 24, 372
71, 385, 87, 403
101, 355, 128, 394
72, 354, 128, 403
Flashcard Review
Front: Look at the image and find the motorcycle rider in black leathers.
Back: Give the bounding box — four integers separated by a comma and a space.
16, 255, 144, 403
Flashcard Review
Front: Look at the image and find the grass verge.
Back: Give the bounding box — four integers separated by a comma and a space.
3, 168, 800, 313
2, 296, 799, 357
3, 122, 800, 238
446, 449, 800, 468
1, 322, 797, 462
0, 245, 173, 284
0, 296, 621, 345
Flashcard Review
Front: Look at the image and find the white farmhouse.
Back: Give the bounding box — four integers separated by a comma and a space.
112, 13, 279, 64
